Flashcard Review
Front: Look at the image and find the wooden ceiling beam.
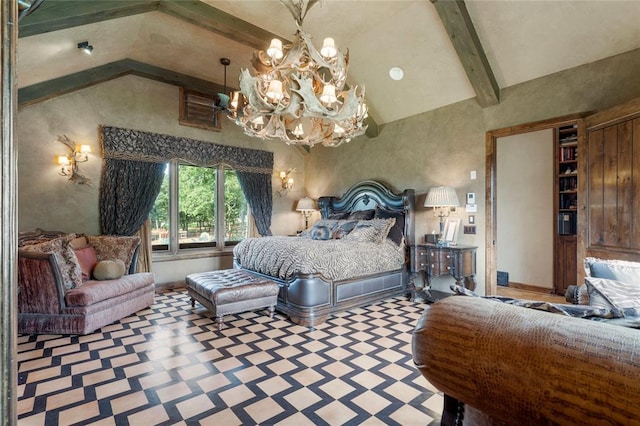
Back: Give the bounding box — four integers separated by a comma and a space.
18, 0, 160, 38
431, 0, 500, 107
18, 59, 227, 107
159, 0, 282, 51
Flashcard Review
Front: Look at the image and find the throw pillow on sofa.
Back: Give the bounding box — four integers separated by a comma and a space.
93, 259, 126, 281
74, 246, 98, 281
87, 235, 140, 272
20, 235, 83, 290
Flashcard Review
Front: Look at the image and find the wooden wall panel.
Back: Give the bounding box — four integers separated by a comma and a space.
588, 128, 604, 247
584, 98, 640, 262
601, 125, 618, 247
617, 120, 633, 248
633, 118, 640, 249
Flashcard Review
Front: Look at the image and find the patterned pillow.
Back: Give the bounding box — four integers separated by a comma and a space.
20, 236, 83, 290
343, 218, 396, 244
374, 207, 405, 246
87, 235, 140, 272
342, 225, 379, 243
331, 220, 358, 239
311, 225, 332, 240
585, 277, 640, 309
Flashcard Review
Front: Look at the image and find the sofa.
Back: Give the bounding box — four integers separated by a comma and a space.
18, 229, 155, 335
413, 257, 640, 425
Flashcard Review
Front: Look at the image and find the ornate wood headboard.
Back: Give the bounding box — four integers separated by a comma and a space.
317, 180, 416, 247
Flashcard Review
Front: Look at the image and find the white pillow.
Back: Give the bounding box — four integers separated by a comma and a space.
93, 259, 126, 281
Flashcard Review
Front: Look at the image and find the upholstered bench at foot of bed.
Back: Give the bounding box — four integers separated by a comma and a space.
185, 270, 280, 330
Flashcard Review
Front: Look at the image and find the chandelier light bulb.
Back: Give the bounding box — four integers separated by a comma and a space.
293, 123, 304, 137
267, 39, 284, 60
320, 37, 337, 58
266, 80, 283, 102
320, 84, 337, 105
57, 156, 70, 165
334, 124, 345, 135
251, 116, 264, 125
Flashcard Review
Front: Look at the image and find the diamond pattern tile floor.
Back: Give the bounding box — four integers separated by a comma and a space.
17, 290, 441, 425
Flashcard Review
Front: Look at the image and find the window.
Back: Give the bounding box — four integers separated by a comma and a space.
150, 162, 249, 252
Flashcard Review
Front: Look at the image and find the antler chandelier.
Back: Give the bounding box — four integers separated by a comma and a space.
228, 0, 368, 148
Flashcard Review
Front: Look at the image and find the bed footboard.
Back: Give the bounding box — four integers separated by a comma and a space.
234, 262, 410, 327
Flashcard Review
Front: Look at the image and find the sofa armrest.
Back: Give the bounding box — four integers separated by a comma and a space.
18, 250, 66, 314
412, 296, 640, 425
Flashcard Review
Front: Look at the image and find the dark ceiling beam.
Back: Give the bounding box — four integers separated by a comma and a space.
159, 0, 282, 51
18, 0, 160, 38
18, 59, 227, 108
431, 0, 500, 107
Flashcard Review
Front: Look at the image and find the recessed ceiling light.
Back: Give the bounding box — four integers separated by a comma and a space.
389, 67, 404, 81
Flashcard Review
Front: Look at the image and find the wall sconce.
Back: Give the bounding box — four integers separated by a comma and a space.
77, 41, 93, 55
276, 168, 295, 197
296, 197, 317, 230
55, 135, 92, 185
424, 185, 459, 240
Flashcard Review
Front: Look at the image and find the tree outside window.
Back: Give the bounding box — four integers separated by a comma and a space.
150, 162, 249, 251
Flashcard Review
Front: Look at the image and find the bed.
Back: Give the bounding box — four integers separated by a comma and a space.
233, 180, 416, 327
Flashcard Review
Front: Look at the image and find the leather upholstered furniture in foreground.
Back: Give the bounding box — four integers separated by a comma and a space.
412, 296, 640, 425
186, 269, 280, 330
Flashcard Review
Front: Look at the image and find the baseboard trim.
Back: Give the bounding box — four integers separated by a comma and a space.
508, 281, 555, 294
155, 280, 186, 292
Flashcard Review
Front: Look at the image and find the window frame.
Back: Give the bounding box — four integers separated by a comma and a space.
152, 160, 250, 256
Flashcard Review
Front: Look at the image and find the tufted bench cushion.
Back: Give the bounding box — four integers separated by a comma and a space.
185, 269, 280, 330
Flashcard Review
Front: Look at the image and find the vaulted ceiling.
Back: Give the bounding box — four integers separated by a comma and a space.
17, 0, 640, 133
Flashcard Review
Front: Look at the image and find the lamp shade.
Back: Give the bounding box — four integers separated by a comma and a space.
296, 197, 316, 212
424, 186, 460, 208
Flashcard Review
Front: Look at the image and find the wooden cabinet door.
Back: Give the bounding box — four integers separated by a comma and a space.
554, 235, 577, 294
579, 97, 640, 275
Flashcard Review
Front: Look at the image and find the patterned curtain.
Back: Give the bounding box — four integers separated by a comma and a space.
100, 125, 274, 237
99, 158, 166, 236
236, 171, 273, 236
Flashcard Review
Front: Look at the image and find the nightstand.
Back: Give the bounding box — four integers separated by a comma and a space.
410, 244, 477, 302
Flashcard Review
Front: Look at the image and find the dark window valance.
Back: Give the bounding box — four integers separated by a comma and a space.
100, 125, 273, 174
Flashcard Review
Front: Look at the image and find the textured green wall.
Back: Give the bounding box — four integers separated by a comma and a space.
17, 75, 307, 283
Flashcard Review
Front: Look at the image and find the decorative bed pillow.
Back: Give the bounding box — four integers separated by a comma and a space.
331, 220, 358, 239
342, 225, 379, 243
374, 207, 405, 246
20, 236, 83, 290
585, 257, 640, 283
93, 259, 126, 281
342, 219, 395, 244
347, 209, 375, 221
311, 225, 332, 240
74, 246, 98, 281
328, 212, 349, 220
87, 235, 140, 272
585, 277, 640, 309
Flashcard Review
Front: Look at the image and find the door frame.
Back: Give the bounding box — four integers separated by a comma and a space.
485, 113, 585, 296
